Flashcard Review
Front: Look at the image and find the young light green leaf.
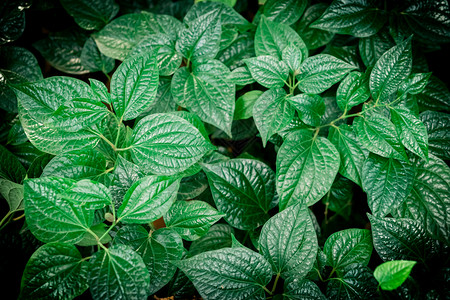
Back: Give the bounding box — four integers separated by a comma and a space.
202, 159, 278, 230
189, 224, 234, 257
173, 247, 272, 300
165, 200, 225, 241
374, 260, 416, 291
328, 124, 367, 186
390, 106, 428, 160
117, 175, 180, 224
176, 10, 221, 62
288, 94, 325, 127
354, 115, 408, 161
420, 110, 450, 160
396, 154, 450, 243
283, 279, 326, 300
370, 37, 413, 102
326, 264, 378, 299
130, 113, 214, 175
80, 37, 115, 74
324, 229, 373, 272
296, 54, 356, 94
110, 52, 158, 121
19, 243, 89, 300
13, 77, 100, 154
115, 226, 184, 295
244, 56, 288, 88
171, 60, 235, 136
263, 0, 308, 25
60, 0, 118, 31
60, 179, 112, 210
228, 66, 255, 86
362, 154, 415, 217
369, 214, 435, 261
337, 71, 370, 112
253, 88, 295, 147
89, 244, 150, 300
24, 177, 94, 243
234, 90, 262, 120
259, 203, 318, 279
255, 16, 308, 61
277, 130, 340, 209
310, 0, 387, 37
42, 148, 106, 180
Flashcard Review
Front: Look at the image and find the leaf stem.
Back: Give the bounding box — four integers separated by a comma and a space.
114, 117, 123, 148
0, 211, 13, 231
89, 130, 117, 151
116, 146, 134, 152
262, 285, 273, 296
271, 273, 281, 294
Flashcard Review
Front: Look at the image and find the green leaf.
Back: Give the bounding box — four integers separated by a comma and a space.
217, 32, 255, 70
41, 149, 106, 180
110, 52, 158, 121
202, 158, 278, 230
370, 37, 412, 102
117, 175, 180, 224
288, 94, 325, 127
234, 90, 263, 120
24, 177, 94, 243
89, 78, 111, 104
0, 178, 23, 211
244, 56, 289, 88
390, 106, 428, 160
14, 77, 100, 155
310, 0, 387, 37
19, 243, 89, 300
81, 37, 115, 74
130, 113, 214, 175
46, 97, 109, 133
413, 75, 450, 112
129, 33, 182, 77
259, 203, 318, 279
88, 244, 150, 300
296, 3, 335, 50
326, 263, 378, 300
397, 73, 432, 99
277, 130, 340, 209
255, 16, 308, 61
77, 223, 112, 246
420, 111, 450, 160
253, 88, 295, 147
60, 0, 118, 31
60, 179, 112, 210
115, 226, 184, 294
0, 144, 26, 183
322, 175, 353, 220
228, 66, 256, 86
176, 10, 221, 62
296, 54, 356, 94
283, 279, 326, 300
337, 71, 370, 112
110, 156, 145, 208
358, 28, 395, 68
189, 224, 233, 256
263, 0, 308, 25
33, 30, 89, 75
362, 154, 415, 217
324, 229, 373, 272
354, 115, 408, 161
138, 77, 177, 116
396, 154, 450, 243
374, 260, 416, 291
219, 25, 239, 51
328, 124, 367, 186
282, 45, 303, 73
171, 60, 235, 136
173, 247, 272, 300
165, 200, 225, 241
369, 214, 435, 261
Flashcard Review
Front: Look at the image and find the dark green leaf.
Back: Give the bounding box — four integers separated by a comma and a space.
288, 94, 325, 127
217, 32, 255, 70
80, 37, 115, 74
24, 177, 94, 243
283, 279, 326, 300
19, 243, 88, 300
374, 260, 416, 291
244, 56, 289, 88
117, 175, 180, 224
259, 203, 318, 279
202, 158, 278, 230
321, 175, 353, 220
420, 110, 450, 160
110, 156, 145, 208
60, 0, 118, 30
88, 244, 150, 300
165, 200, 225, 241
130, 113, 214, 175
414, 75, 450, 112
296, 3, 335, 50
174, 247, 272, 300
0, 178, 23, 211
263, 0, 308, 25
276, 130, 340, 209
296, 54, 356, 94
359, 27, 395, 68
189, 224, 233, 257
0, 1, 27, 45
362, 154, 415, 217
0, 144, 26, 183
310, 0, 387, 37
397, 73, 432, 99
337, 71, 370, 112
